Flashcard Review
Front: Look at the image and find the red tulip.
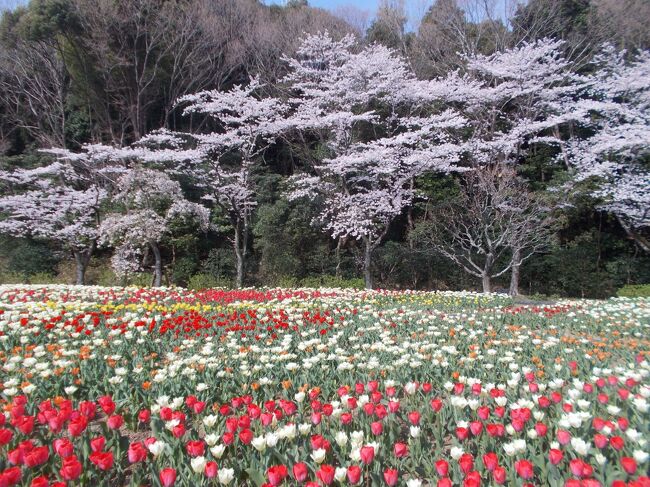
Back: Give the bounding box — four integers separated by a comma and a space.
617, 417, 629, 431
610, 436, 625, 450
90, 451, 114, 471
383, 468, 398, 486
0, 429, 13, 446
621, 457, 637, 475
316, 464, 335, 485
90, 436, 106, 453
30, 475, 49, 487
186, 440, 205, 457
138, 409, 151, 422
1, 466, 21, 486
407, 411, 421, 425
205, 461, 218, 478
569, 459, 591, 478
107, 414, 123, 430
371, 421, 383, 435
98, 395, 115, 415
293, 462, 308, 482
477, 406, 490, 420
239, 428, 253, 444
67, 415, 88, 436
172, 423, 186, 438
437, 479, 452, 487
53, 438, 73, 458
393, 442, 408, 458
347, 465, 362, 485
515, 459, 534, 480
469, 421, 483, 436
534, 422, 547, 436
486, 423, 505, 437
159, 468, 177, 487
375, 404, 388, 419
60, 455, 82, 481
360, 445, 375, 464
160, 407, 173, 421
482, 452, 498, 471
549, 448, 563, 465
23, 446, 49, 468
435, 460, 449, 476
464, 471, 481, 487
459, 453, 474, 474
593, 434, 608, 449
267, 465, 289, 486
493, 466, 506, 484
456, 427, 469, 440
128, 442, 148, 463
430, 398, 443, 412
557, 429, 571, 445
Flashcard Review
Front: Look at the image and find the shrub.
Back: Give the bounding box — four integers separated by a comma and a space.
301, 275, 365, 289
27, 272, 59, 285
187, 273, 232, 290
616, 284, 650, 298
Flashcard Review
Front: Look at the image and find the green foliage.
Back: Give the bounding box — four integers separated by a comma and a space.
171, 256, 197, 287
253, 198, 334, 282
187, 273, 232, 290
617, 284, 650, 298
201, 249, 235, 279
0, 236, 60, 279
300, 275, 365, 289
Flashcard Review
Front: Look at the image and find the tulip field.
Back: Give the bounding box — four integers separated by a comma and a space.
0, 285, 648, 487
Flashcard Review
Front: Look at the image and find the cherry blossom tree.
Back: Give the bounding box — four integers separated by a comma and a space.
432, 38, 587, 293
568, 46, 650, 252
454, 38, 587, 165
165, 79, 290, 287
0, 162, 107, 285
99, 167, 210, 286
284, 32, 467, 289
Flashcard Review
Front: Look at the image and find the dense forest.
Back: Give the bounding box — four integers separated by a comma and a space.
0, 0, 648, 297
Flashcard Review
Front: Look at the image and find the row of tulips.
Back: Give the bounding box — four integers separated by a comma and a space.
0, 285, 649, 485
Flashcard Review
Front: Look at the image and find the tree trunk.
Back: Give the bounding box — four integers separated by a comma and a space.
150, 242, 163, 287
72, 244, 94, 285
73, 251, 87, 285
363, 237, 373, 290
509, 248, 521, 296
234, 222, 244, 288
335, 237, 343, 278
482, 273, 491, 293
616, 214, 650, 253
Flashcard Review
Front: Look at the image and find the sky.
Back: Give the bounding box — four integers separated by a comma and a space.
264, 0, 513, 31
2, 0, 512, 27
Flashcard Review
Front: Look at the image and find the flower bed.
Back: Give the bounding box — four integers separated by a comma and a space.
0, 285, 648, 486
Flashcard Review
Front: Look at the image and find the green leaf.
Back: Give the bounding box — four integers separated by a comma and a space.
245, 467, 266, 487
